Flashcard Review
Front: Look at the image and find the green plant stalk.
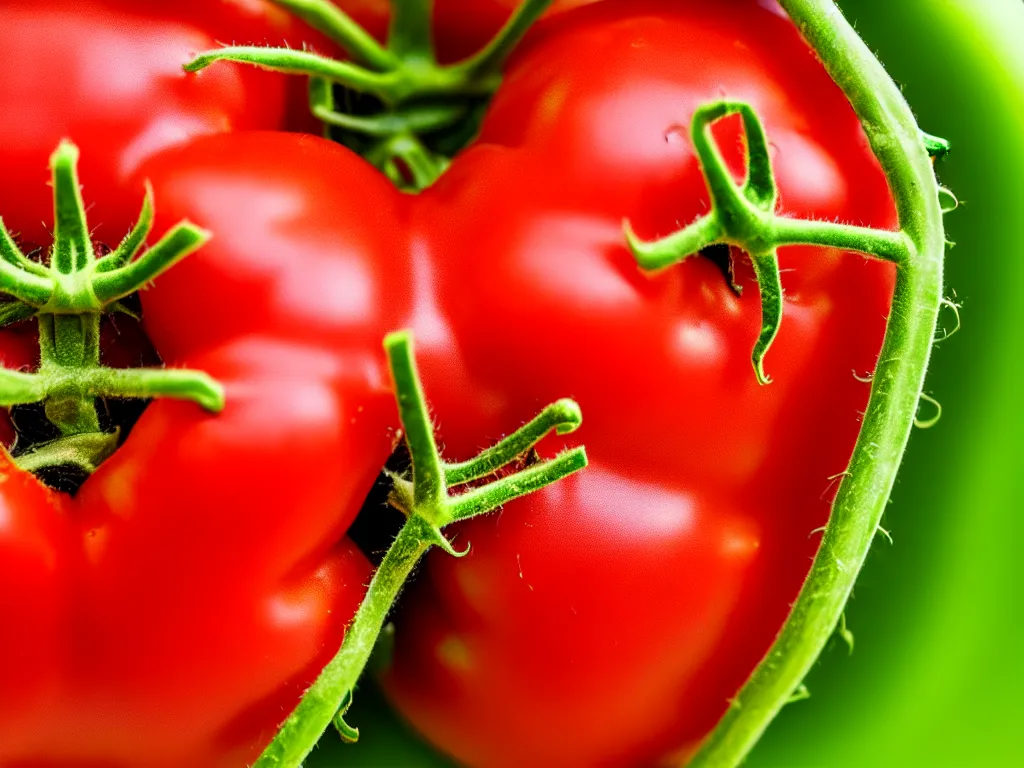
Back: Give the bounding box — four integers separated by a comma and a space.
254, 332, 587, 767
0, 141, 224, 473
187, 0, 555, 191
687, 0, 945, 764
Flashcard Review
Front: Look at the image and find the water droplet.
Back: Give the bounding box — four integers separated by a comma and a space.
664, 124, 687, 145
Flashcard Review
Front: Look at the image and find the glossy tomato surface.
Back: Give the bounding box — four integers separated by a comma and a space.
379, 2, 897, 766
0, 0, 320, 250
334, 0, 597, 61
0, 133, 413, 767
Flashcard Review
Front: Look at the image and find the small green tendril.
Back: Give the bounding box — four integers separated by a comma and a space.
935, 296, 962, 343
837, 612, 855, 655
786, 684, 811, 705
914, 392, 942, 429
252, 331, 587, 768
625, 100, 910, 385
331, 690, 359, 744
938, 186, 959, 213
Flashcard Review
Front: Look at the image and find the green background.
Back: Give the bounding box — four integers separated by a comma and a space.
312, 1, 1024, 765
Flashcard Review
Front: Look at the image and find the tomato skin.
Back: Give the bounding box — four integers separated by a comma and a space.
380, 2, 897, 765
0, 134, 411, 767
334, 0, 596, 61
0, 0, 321, 251
386, 465, 760, 768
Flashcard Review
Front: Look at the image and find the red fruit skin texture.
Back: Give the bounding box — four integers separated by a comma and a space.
0, 133, 416, 767
381, 2, 897, 767
0, 0, 325, 251
333, 0, 598, 61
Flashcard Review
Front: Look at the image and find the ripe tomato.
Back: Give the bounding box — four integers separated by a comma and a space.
379, 2, 897, 765
0, 133, 412, 767
334, 0, 597, 61
0, 0, 324, 250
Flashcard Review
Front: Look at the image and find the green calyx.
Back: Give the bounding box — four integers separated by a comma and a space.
625, 100, 912, 385
253, 331, 587, 767
0, 141, 224, 476
185, 0, 555, 190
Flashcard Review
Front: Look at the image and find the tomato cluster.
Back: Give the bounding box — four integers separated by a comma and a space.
0, 1, 896, 766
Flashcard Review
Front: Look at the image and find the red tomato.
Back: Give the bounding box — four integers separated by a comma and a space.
334, 0, 597, 61
0, 133, 413, 767
0, 0, 323, 250
380, 2, 897, 766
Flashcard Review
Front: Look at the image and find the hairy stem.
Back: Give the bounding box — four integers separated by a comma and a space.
688, 1, 945, 764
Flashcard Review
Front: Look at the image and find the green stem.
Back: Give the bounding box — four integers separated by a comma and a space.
388, 0, 435, 61
386, 331, 445, 509
455, 0, 555, 77
446, 448, 587, 523
91, 222, 210, 304
769, 217, 909, 261
184, 48, 399, 99
14, 432, 119, 475
0, 219, 49, 277
254, 331, 587, 767
688, 1, 945, 765
253, 518, 433, 768
267, 0, 396, 70
97, 182, 155, 273
0, 140, 225, 475
626, 99, 913, 385
188, 0, 555, 190
444, 398, 581, 485
0, 251, 53, 305
50, 142, 94, 274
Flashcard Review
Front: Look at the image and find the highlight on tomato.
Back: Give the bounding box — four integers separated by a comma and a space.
0, 1, 949, 767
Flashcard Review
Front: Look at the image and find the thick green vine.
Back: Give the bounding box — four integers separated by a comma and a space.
682, 0, 946, 764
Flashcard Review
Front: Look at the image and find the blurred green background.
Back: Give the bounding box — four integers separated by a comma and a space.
311, 1, 1024, 765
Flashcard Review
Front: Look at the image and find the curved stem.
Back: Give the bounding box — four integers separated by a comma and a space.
455, 0, 554, 78
0, 253, 54, 306
91, 223, 210, 305
0, 140, 224, 473
98, 182, 155, 273
185, 48, 399, 98
253, 518, 432, 768
14, 432, 119, 475
255, 331, 587, 767
314, 102, 469, 138
445, 398, 582, 485
85, 367, 225, 412
267, 0, 396, 70
748, 249, 783, 385
0, 218, 49, 277
625, 214, 722, 271
688, 1, 945, 765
